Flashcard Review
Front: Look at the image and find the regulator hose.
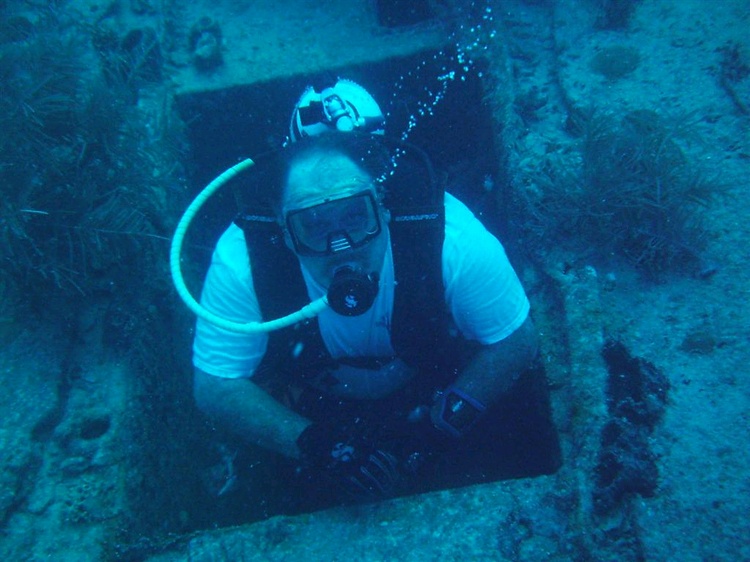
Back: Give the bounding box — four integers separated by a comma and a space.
169, 158, 329, 333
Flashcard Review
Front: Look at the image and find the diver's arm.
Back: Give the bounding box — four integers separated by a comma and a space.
453, 315, 538, 404
193, 368, 311, 459
432, 316, 539, 432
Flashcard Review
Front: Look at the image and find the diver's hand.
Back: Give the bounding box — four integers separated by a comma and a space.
296, 420, 404, 500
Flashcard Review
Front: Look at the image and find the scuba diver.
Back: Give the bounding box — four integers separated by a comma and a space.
184, 78, 560, 509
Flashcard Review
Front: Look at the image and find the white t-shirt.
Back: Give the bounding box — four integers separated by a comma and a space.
192, 193, 529, 379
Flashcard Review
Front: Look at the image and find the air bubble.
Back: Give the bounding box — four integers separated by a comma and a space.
380, 1, 497, 176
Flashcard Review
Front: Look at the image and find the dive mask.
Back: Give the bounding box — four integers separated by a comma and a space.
285, 190, 381, 257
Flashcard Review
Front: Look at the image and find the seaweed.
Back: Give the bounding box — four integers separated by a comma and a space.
91, 23, 163, 102
519, 109, 718, 277
0, 6, 184, 301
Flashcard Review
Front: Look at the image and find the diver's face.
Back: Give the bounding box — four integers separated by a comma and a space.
282, 151, 389, 287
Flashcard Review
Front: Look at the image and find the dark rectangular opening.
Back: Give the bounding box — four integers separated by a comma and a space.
171, 52, 558, 528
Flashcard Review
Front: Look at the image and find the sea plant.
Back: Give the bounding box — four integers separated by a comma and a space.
0, 6, 184, 303
520, 109, 717, 277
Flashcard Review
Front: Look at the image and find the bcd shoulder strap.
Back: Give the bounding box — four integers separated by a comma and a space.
385, 145, 448, 374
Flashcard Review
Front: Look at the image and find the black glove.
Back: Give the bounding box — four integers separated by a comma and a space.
296, 420, 406, 501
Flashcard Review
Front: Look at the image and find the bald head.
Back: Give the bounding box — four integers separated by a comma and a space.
282, 150, 375, 214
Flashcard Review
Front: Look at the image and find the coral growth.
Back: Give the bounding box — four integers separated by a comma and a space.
594, 340, 669, 514
590, 45, 641, 80
188, 17, 223, 71
520, 109, 717, 277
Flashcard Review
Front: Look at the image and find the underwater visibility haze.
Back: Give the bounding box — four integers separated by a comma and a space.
0, 0, 748, 560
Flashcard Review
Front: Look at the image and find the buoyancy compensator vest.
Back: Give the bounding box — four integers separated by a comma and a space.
234, 143, 465, 395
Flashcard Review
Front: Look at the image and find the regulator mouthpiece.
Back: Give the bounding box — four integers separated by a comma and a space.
327, 267, 379, 316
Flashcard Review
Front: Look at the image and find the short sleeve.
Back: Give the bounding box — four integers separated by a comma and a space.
192, 224, 268, 378
442, 193, 530, 344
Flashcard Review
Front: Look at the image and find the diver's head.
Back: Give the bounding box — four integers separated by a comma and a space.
278, 136, 391, 299
279, 80, 390, 314
289, 78, 385, 142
